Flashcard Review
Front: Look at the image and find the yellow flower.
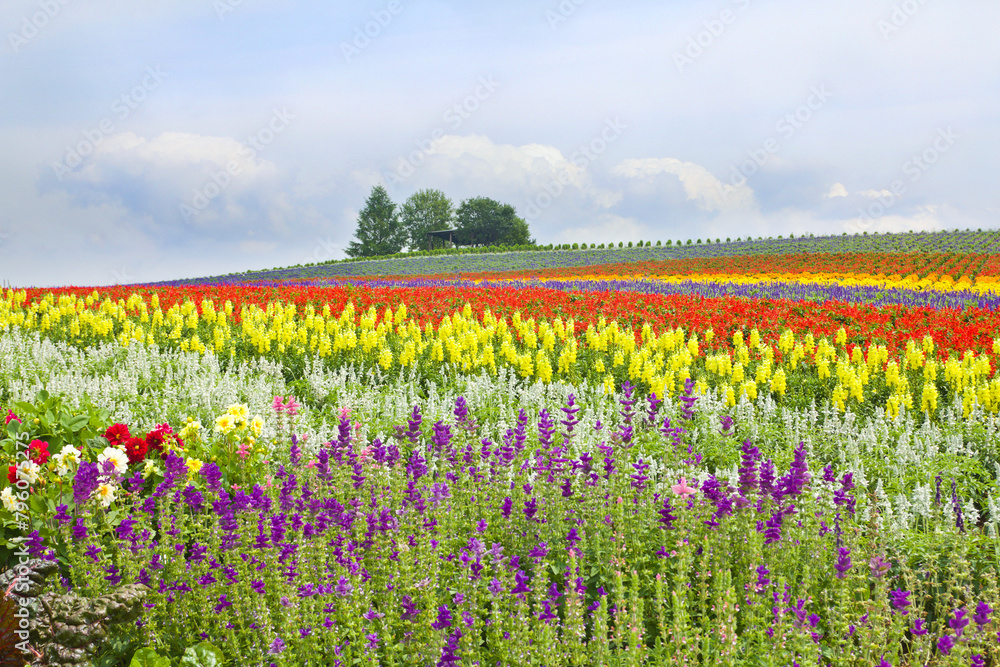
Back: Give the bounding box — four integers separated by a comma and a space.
215, 414, 236, 434
142, 460, 160, 479
251, 416, 264, 436
186, 458, 203, 478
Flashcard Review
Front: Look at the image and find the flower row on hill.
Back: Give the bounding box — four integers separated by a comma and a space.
3, 287, 1000, 422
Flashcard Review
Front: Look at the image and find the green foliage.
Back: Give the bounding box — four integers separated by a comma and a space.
454, 197, 533, 247
345, 185, 405, 258
399, 189, 454, 252
128, 642, 223, 667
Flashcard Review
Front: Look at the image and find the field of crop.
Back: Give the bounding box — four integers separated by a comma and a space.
2, 230, 1000, 667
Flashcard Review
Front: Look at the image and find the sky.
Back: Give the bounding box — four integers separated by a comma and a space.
1, 0, 998, 287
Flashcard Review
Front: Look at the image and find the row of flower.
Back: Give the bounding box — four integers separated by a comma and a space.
161, 229, 1000, 286
320, 276, 1000, 312
372, 252, 1000, 291
3, 288, 1000, 423
4, 378, 999, 666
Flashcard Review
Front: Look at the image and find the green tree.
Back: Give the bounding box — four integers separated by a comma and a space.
399, 189, 455, 251
454, 197, 533, 247
345, 185, 405, 258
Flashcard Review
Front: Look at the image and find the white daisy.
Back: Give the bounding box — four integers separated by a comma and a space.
97, 446, 129, 475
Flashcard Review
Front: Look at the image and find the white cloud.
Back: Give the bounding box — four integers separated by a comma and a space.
824, 183, 849, 198
611, 158, 757, 214
858, 189, 894, 199
39, 131, 295, 238
843, 205, 945, 235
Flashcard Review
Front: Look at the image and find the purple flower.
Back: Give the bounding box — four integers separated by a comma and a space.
974, 601, 993, 627
214, 594, 233, 613
488, 578, 503, 595
72, 518, 88, 541
738, 440, 760, 493
877, 657, 892, 667
537, 600, 558, 623
755, 564, 771, 591
971, 654, 985, 667
869, 555, 891, 579
431, 604, 453, 630
937, 634, 954, 655
268, 637, 286, 655
201, 461, 223, 492
834, 547, 852, 579
400, 595, 420, 621
335, 577, 354, 597
511, 570, 531, 599
53, 504, 71, 527
912, 618, 928, 635
528, 541, 549, 562
72, 460, 100, 505
889, 589, 911, 613
949, 608, 970, 637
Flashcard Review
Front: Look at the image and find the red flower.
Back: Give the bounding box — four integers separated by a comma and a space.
104, 423, 131, 447
123, 437, 148, 465
145, 429, 167, 458
6, 465, 16, 484
3, 409, 19, 426
28, 440, 50, 465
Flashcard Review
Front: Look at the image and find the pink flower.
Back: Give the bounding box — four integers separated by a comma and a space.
283, 397, 300, 417
671, 476, 698, 498
4, 409, 20, 425
338, 407, 352, 420
272, 395, 285, 414
237, 442, 251, 460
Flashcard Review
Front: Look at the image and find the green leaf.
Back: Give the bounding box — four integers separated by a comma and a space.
179, 642, 224, 667
129, 647, 171, 667
67, 414, 91, 431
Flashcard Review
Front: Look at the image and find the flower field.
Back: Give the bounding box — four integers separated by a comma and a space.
2, 234, 1000, 666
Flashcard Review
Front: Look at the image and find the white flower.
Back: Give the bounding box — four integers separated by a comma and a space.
1, 487, 19, 512
16, 460, 40, 484
53, 445, 82, 477
95, 482, 117, 507
97, 447, 129, 475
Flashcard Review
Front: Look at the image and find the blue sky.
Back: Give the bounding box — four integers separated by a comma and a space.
1, 0, 998, 287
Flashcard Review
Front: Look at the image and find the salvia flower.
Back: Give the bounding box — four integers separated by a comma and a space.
869, 555, 891, 579
889, 589, 911, 613
431, 605, 453, 630
834, 547, 852, 579
937, 634, 954, 656
973, 600, 993, 626
949, 607, 970, 637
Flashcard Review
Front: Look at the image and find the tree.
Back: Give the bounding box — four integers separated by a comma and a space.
345, 185, 405, 258
454, 197, 533, 247
399, 189, 454, 251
